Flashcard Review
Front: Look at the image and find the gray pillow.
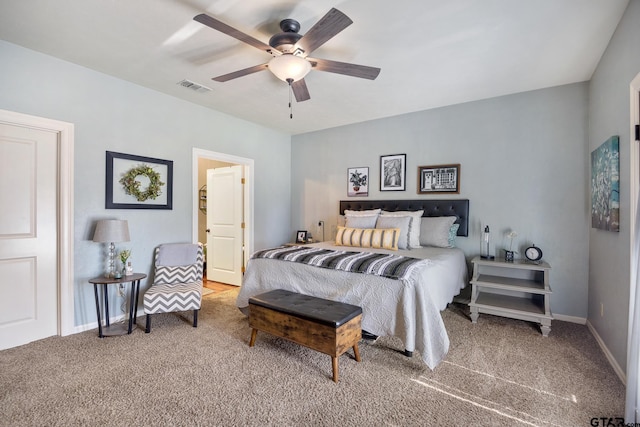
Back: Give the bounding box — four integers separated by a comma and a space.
419, 216, 457, 248
375, 215, 412, 249
381, 210, 423, 248
345, 214, 378, 229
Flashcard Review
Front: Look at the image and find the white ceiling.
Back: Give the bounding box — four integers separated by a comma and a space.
0, 0, 629, 135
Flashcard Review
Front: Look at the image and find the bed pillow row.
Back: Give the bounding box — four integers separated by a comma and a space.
341, 209, 458, 249
343, 208, 419, 249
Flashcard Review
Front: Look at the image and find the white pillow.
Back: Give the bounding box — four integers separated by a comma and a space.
381, 210, 424, 248
419, 216, 457, 248
375, 215, 411, 249
344, 209, 382, 216
345, 214, 378, 229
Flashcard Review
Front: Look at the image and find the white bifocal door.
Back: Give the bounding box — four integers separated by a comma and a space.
206, 166, 243, 286
0, 123, 58, 350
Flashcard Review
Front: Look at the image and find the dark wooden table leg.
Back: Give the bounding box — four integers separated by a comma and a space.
132, 279, 140, 328
127, 280, 135, 334
103, 284, 110, 327
93, 283, 103, 338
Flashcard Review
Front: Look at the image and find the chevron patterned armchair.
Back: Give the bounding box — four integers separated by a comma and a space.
143, 243, 204, 333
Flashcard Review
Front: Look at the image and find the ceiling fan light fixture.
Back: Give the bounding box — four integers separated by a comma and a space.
268, 54, 311, 82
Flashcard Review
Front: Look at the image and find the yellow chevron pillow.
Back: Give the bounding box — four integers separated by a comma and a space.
335, 226, 400, 251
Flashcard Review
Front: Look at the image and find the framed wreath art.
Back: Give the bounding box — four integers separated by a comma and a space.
106, 151, 173, 210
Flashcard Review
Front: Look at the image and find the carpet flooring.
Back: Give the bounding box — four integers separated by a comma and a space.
0, 288, 625, 426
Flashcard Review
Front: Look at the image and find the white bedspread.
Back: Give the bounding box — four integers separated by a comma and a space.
236, 242, 467, 369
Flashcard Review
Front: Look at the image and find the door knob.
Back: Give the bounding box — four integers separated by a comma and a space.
206, 229, 210, 233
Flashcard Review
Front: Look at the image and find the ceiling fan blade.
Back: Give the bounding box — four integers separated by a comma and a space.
194, 13, 274, 53
212, 63, 268, 82
291, 79, 311, 102
308, 58, 380, 80
296, 8, 352, 55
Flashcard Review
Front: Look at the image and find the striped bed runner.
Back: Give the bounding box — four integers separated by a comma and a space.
251, 246, 429, 281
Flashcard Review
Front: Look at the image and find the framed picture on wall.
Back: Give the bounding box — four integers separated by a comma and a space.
418, 164, 460, 194
347, 167, 369, 197
106, 151, 173, 209
380, 154, 406, 191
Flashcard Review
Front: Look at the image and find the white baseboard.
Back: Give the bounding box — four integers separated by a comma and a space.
553, 313, 586, 324
587, 320, 626, 385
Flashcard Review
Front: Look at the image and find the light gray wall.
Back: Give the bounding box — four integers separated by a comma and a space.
588, 0, 640, 373
0, 40, 292, 328
291, 83, 589, 319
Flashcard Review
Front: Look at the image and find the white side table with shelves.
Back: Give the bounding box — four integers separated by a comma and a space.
469, 256, 553, 336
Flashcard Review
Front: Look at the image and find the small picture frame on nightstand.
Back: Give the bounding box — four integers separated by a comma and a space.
504, 250, 515, 262
296, 230, 308, 244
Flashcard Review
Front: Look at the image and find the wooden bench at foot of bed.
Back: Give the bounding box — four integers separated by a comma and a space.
248, 289, 362, 383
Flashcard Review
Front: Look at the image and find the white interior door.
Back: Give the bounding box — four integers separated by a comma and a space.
0, 123, 58, 350
206, 166, 243, 285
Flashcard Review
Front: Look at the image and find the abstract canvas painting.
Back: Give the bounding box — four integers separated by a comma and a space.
591, 136, 619, 232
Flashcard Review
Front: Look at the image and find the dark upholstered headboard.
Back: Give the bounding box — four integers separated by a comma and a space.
339, 199, 469, 237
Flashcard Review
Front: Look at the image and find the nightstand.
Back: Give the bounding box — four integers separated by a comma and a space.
468, 256, 553, 336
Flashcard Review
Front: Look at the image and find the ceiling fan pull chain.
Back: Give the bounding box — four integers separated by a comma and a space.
287, 78, 293, 119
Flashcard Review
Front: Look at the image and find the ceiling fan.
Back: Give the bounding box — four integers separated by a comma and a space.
193, 8, 381, 103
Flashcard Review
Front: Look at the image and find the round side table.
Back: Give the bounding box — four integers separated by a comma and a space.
88, 273, 146, 338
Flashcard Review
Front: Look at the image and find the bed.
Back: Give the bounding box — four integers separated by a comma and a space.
236, 199, 469, 369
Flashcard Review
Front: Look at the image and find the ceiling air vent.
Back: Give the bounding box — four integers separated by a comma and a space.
177, 79, 212, 93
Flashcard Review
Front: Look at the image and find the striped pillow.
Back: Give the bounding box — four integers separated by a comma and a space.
335, 226, 400, 251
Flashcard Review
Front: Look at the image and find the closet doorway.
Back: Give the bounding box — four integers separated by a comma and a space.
192, 148, 254, 289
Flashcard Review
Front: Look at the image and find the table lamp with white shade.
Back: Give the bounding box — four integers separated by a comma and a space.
93, 219, 130, 278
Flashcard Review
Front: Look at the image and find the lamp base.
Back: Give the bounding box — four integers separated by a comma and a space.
480, 255, 495, 260
105, 241, 116, 278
